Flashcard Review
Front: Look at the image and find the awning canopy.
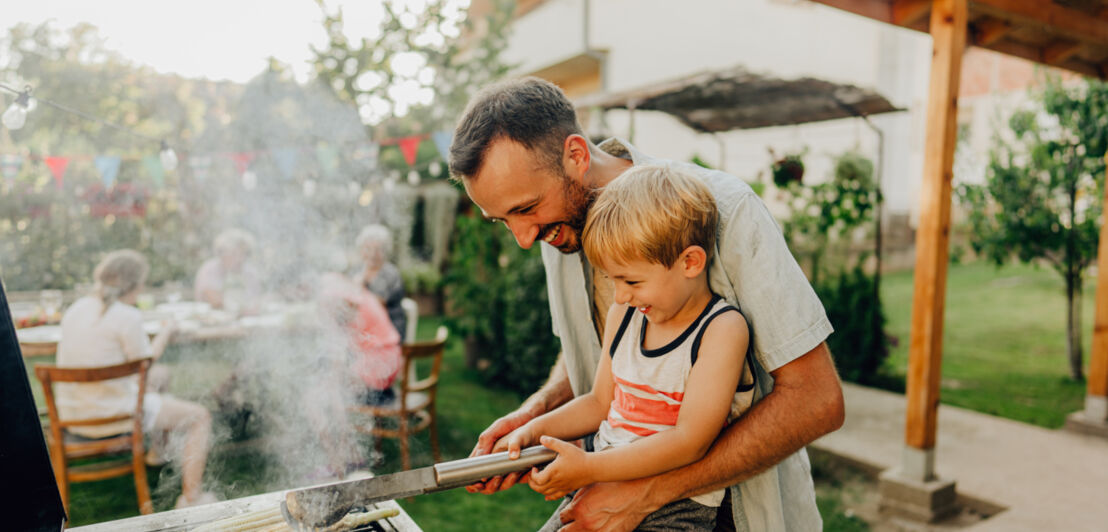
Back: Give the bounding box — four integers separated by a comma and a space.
810, 0, 1108, 80
574, 66, 902, 133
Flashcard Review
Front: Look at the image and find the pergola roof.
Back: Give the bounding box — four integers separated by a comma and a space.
810, 0, 1108, 79
574, 67, 901, 133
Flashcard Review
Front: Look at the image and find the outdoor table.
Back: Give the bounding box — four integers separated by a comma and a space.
67, 486, 421, 531
14, 301, 317, 358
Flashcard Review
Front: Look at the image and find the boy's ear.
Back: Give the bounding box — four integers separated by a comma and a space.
680, 246, 708, 278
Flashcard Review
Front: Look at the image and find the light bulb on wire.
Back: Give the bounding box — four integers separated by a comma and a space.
159, 140, 178, 171
2, 87, 33, 130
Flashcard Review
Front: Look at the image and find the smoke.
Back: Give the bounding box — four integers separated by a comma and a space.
142, 72, 423, 503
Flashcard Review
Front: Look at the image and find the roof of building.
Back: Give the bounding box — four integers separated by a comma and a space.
574, 66, 902, 132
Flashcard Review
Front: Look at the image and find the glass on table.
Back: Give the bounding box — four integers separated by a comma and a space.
39, 289, 63, 321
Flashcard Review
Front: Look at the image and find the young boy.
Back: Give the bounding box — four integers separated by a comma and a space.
503, 164, 756, 531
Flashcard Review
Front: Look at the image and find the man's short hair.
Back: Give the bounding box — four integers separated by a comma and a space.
449, 77, 584, 180
583, 164, 719, 269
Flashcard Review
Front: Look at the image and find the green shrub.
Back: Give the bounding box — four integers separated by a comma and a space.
445, 212, 560, 396
814, 264, 894, 388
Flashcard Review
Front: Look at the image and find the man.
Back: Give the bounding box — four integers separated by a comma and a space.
449, 77, 844, 531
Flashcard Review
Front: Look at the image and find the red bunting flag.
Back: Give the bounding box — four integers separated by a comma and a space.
231, 152, 256, 176
44, 156, 70, 189
397, 136, 421, 167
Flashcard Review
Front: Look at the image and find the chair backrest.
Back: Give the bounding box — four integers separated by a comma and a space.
400, 297, 419, 343
35, 358, 152, 433
398, 326, 447, 400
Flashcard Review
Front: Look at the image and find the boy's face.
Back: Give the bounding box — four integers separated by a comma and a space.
602, 248, 706, 325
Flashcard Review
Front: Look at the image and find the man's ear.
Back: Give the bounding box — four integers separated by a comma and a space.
564, 134, 591, 179
681, 246, 708, 278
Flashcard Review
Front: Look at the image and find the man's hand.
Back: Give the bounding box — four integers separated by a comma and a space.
465, 407, 539, 494
556, 478, 659, 532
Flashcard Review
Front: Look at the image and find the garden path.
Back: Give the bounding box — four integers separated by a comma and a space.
813, 383, 1108, 531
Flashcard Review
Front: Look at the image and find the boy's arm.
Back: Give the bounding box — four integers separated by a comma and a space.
502, 305, 624, 456
529, 310, 746, 498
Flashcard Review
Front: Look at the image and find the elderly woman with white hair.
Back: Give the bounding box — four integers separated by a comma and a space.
194, 228, 260, 312
58, 249, 216, 508
354, 224, 406, 339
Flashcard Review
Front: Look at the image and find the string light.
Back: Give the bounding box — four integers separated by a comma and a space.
159, 140, 178, 171
0, 82, 177, 172
1, 85, 32, 130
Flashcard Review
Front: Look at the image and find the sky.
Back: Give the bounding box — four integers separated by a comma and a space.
3, 0, 425, 83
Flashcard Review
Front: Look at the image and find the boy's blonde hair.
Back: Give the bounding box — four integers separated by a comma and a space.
93, 249, 149, 313
583, 164, 718, 269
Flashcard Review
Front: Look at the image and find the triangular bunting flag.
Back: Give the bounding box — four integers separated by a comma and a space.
231, 152, 256, 176
432, 131, 452, 161
142, 155, 165, 189
316, 144, 339, 178
0, 154, 22, 181
44, 156, 69, 189
189, 155, 212, 181
272, 147, 299, 180
94, 155, 122, 188
398, 136, 421, 167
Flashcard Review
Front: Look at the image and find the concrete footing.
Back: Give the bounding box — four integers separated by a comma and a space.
878, 469, 958, 523
1064, 410, 1108, 438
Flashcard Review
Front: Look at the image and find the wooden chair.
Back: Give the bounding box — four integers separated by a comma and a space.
352, 326, 447, 471
35, 358, 154, 515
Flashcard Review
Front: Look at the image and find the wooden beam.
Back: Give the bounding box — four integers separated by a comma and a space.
806, 0, 895, 24
905, 0, 967, 451
893, 0, 932, 26
985, 38, 1103, 78
1090, 154, 1108, 399
970, 17, 1012, 46
1042, 40, 1086, 65
972, 0, 1108, 47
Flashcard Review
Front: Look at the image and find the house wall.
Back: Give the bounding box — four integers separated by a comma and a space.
490, 0, 1058, 263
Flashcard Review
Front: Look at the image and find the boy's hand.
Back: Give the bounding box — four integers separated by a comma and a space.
529, 436, 591, 501
502, 423, 538, 459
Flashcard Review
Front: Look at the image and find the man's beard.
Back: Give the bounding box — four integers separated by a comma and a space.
551, 173, 598, 253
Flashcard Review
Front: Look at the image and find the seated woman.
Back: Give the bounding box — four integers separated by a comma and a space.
57, 249, 216, 509
354, 225, 407, 340
194, 228, 260, 314
319, 273, 403, 405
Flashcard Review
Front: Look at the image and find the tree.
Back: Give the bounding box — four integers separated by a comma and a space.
310, 0, 513, 141
959, 77, 1108, 381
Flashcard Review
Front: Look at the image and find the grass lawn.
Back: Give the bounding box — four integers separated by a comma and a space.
880, 260, 1090, 428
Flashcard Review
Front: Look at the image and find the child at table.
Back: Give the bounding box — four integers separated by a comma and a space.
57, 249, 216, 508
503, 165, 756, 531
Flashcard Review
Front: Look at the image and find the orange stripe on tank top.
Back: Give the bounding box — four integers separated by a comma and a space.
610, 383, 682, 427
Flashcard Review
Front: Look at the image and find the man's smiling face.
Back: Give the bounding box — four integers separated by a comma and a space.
463, 138, 595, 253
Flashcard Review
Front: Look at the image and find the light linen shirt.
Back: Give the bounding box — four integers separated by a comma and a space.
541, 139, 832, 531
56, 296, 153, 438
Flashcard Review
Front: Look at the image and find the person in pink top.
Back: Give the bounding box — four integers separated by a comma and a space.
318, 273, 403, 404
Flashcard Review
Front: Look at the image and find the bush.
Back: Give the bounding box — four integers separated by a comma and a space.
814, 264, 895, 388
445, 212, 560, 396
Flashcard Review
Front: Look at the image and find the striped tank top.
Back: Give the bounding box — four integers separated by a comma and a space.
594, 294, 755, 507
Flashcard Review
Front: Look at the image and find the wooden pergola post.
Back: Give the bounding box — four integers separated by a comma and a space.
1069, 154, 1108, 434
879, 0, 965, 522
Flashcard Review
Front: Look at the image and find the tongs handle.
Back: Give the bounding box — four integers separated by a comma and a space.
434, 445, 557, 487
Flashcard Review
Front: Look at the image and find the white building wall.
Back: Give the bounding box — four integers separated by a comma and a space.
503, 0, 1039, 231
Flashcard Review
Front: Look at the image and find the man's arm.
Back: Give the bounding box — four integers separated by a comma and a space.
558, 342, 844, 531
466, 352, 575, 494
